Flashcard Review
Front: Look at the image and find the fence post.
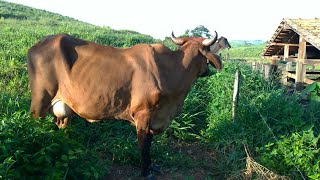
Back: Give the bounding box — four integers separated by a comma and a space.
232, 69, 241, 121
252, 62, 257, 72
263, 64, 270, 79
227, 52, 230, 61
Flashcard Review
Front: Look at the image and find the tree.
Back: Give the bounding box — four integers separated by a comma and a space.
190, 25, 212, 38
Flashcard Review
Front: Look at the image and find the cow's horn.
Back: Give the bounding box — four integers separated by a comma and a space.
202, 31, 218, 46
171, 31, 184, 45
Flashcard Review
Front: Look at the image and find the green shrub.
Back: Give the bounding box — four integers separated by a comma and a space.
258, 130, 320, 179
0, 113, 109, 179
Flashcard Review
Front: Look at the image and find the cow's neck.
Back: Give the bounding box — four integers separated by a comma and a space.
171, 48, 201, 95
210, 43, 220, 53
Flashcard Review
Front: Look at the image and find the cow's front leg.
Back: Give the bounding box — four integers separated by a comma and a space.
137, 130, 154, 179
135, 111, 155, 179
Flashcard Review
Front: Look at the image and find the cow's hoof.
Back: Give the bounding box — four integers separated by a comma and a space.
149, 164, 161, 173
144, 174, 156, 180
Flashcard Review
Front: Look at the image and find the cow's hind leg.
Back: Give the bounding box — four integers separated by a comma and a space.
134, 110, 156, 179
30, 89, 52, 119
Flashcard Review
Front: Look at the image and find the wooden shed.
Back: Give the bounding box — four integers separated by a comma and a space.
262, 18, 320, 90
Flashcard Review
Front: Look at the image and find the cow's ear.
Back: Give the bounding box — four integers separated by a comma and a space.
199, 48, 222, 71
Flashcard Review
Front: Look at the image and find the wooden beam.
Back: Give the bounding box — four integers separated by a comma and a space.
298, 37, 307, 63
269, 42, 313, 47
265, 56, 315, 63
284, 71, 315, 85
303, 59, 320, 66
283, 24, 291, 30
295, 37, 307, 91
264, 56, 279, 60
283, 57, 297, 62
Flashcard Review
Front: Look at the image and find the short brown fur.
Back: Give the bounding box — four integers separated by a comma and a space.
27, 33, 222, 178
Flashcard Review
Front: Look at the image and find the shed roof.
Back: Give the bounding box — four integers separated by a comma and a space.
263, 18, 320, 57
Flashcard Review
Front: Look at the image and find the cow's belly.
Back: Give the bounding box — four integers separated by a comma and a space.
53, 89, 131, 122
52, 98, 131, 123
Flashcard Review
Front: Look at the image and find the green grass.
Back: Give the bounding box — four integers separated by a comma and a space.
1, 1, 320, 179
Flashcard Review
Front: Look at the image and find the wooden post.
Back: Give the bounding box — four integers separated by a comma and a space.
284, 45, 289, 59
282, 45, 290, 86
295, 37, 307, 91
270, 58, 278, 80
232, 69, 241, 121
252, 62, 257, 72
282, 62, 293, 85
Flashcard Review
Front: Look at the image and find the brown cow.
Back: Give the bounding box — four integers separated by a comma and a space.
27, 32, 222, 179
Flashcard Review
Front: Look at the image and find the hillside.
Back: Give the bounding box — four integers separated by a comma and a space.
1, 1, 319, 179
0, 0, 159, 48
219, 40, 266, 61
230, 40, 266, 47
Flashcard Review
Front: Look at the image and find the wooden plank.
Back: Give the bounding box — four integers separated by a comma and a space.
304, 78, 315, 85
286, 71, 296, 79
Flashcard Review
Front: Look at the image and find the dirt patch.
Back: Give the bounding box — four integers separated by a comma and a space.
104, 141, 225, 180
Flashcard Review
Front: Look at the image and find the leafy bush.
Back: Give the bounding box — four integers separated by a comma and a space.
304, 82, 320, 102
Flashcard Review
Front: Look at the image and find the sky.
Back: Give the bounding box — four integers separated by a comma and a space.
5, 0, 320, 40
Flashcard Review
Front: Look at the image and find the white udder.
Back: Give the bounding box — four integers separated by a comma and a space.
51, 100, 73, 118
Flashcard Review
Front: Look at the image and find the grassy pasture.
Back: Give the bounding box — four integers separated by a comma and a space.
1, 1, 320, 179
